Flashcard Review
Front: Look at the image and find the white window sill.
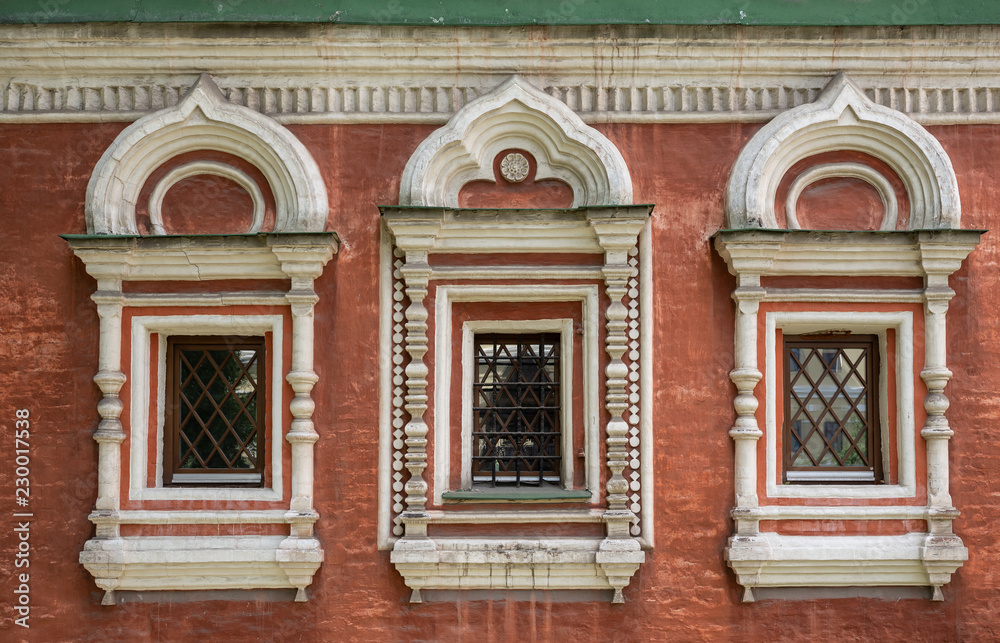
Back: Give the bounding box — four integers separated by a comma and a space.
391, 537, 644, 602
726, 532, 968, 602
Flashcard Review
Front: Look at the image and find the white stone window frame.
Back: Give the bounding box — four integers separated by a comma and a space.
716, 230, 981, 603
714, 69, 984, 602
129, 314, 285, 502
764, 310, 915, 500
384, 75, 649, 603
434, 285, 601, 504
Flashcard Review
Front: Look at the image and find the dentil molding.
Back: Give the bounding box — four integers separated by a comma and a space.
5, 25, 1000, 124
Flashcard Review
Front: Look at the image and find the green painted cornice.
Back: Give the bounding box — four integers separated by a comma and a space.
3, 0, 1000, 26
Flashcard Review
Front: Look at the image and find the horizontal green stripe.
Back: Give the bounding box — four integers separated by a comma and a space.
442, 488, 593, 501
4, 0, 1000, 26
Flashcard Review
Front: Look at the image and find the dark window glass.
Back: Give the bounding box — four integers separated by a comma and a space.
472, 333, 560, 487
165, 337, 265, 486
784, 335, 880, 483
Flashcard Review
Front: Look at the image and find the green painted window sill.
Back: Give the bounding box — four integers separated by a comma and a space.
442, 488, 592, 503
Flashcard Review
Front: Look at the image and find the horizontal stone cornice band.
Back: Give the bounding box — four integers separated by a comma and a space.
6, 26, 1000, 124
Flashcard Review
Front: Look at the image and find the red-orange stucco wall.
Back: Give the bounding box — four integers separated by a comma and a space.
1, 121, 999, 641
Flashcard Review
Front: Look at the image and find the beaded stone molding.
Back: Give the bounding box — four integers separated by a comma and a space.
380, 76, 652, 604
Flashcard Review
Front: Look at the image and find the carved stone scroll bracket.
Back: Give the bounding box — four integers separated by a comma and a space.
724, 532, 772, 603
81, 512, 127, 606
596, 540, 645, 604
277, 510, 325, 602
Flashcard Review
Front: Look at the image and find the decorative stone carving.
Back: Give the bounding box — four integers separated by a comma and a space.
715, 230, 980, 601
398, 76, 633, 208
384, 74, 648, 602
499, 152, 530, 183
72, 235, 337, 603
719, 70, 979, 601
623, 246, 645, 538
72, 74, 337, 604
725, 72, 961, 231
384, 206, 650, 603
9, 26, 1000, 126
86, 73, 327, 235
590, 215, 647, 602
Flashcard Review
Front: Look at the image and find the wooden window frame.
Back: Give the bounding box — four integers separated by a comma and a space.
782, 334, 881, 484
164, 335, 266, 487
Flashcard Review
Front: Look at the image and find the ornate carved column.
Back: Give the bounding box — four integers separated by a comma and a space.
70, 244, 133, 605
730, 270, 766, 530
714, 237, 781, 603
590, 212, 647, 604
271, 238, 337, 602
385, 217, 442, 603
399, 249, 433, 532
92, 284, 127, 523
918, 237, 973, 601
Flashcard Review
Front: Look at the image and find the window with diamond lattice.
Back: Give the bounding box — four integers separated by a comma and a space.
783, 335, 880, 484
165, 337, 265, 486
473, 333, 560, 487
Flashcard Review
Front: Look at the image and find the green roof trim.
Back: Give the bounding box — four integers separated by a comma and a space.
4, 0, 1000, 26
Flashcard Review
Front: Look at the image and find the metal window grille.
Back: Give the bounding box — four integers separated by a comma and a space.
784, 334, 880, 483
164, 336, 265, 486
472, 333, 560, 487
